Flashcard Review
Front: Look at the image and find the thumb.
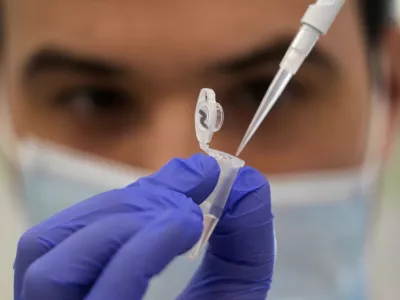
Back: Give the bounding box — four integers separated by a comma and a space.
180, 167, 275, 299
132, 153, 221, 204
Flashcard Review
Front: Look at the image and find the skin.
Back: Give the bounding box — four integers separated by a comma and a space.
4, 0, 400, 174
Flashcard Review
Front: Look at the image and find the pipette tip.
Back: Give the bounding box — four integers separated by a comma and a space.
236, 127, 254, 156
235, 143, 245, 157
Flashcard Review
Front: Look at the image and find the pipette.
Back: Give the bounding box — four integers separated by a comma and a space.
236, 0, 345, 156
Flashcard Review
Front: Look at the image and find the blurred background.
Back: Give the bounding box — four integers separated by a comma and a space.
370, 4, 400, 298
371, 131, 400, 297
1, 1, 400, 299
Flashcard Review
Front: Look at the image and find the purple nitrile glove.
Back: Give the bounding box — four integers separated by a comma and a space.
14, 153, 275, 300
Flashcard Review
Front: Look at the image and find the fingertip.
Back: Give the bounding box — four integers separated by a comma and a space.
133, 153, 220, 204
186, 153, 220, 181
180, 153, 220, 204
223, 166, 272, 220
207, 167, 275, 268
233, 166, 270, 196
169, 153, 222, 202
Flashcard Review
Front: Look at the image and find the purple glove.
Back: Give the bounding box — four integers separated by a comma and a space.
14, 153, 275, 300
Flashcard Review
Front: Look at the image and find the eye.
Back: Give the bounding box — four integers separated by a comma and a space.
55, 86, 135, 120
232, 77, 308, 111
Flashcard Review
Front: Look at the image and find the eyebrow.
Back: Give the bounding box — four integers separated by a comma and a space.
213, 36, 337, 75
23, 48, 130, 81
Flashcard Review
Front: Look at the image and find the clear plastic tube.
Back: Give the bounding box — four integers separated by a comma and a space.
188, 150, 244, 260
189, 89, 246, 259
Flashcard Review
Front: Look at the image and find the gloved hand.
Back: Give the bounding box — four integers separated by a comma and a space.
14, 153, 275, 300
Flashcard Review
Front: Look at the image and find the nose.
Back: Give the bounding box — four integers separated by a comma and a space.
141, 95, 200, 170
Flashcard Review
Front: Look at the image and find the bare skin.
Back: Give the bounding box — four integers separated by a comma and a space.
4, 0, 400, 173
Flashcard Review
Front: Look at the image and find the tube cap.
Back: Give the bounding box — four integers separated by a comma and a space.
195, 88, 224, 152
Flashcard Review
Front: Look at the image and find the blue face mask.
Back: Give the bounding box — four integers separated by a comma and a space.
15, 138, 379, 300
269, 194, 370, 300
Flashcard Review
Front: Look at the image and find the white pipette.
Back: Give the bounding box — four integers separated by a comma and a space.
236, 0, 345, 156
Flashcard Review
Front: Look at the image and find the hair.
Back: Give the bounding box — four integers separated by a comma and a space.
361, 0, 392, 46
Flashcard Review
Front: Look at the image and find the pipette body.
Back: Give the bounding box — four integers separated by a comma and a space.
236, 0, 345, 156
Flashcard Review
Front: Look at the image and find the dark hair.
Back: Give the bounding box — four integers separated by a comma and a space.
361, 0, 392, 46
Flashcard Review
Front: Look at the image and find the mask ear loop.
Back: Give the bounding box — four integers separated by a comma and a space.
360, 87, 390, 190
362, 48, 393, 174
362, 86, 393, 299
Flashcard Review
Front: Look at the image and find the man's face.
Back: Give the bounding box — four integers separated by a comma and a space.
6, 0, 373, 173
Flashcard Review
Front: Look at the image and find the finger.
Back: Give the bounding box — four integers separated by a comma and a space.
20, 213, 152, 300
14, 188, 125, 300
180, 166, 275, 299
132, 153, 220, 203
19, 190, 201, 300
14, 153, 219, 298
210, 166, 274, 266
85, 209, 203, 300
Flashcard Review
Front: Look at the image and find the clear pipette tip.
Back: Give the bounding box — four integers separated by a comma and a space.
236, 0, 346, 156
236, 68, 292, 156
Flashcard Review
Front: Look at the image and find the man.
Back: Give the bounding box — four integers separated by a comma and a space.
3, 0, 400, 299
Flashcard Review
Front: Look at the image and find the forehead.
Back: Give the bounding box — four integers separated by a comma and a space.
7, 0, 365, 72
